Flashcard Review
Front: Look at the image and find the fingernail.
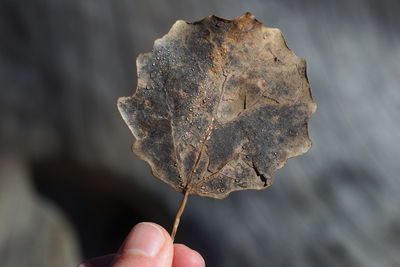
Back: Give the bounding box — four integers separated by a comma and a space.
123, 223, 165, 257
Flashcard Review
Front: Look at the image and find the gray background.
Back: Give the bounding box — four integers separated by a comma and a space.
1, 0, 400, 266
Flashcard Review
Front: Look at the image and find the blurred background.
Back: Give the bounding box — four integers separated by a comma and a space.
1, 0, 400, 266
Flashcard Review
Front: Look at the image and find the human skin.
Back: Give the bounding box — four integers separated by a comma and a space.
78, 222, 205, 267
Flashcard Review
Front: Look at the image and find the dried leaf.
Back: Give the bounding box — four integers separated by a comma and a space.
118, 13, 316, 200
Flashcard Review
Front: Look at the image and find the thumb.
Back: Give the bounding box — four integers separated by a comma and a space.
112, 222, 173, 267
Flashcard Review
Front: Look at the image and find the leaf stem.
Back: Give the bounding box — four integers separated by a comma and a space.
170, 189, 190, 241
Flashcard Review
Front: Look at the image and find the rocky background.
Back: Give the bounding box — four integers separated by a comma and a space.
1, 0, 400, 266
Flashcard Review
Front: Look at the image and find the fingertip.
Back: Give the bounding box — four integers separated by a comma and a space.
113, 222, 173, 267
173, 244, 205, 267
79, 223, 175, 267
122, 223, 168, 257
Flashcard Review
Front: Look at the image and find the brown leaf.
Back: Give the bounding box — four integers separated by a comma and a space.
118, 12, 316, 200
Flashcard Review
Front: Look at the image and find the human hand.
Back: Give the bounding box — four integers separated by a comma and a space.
78, 222, 205, 267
